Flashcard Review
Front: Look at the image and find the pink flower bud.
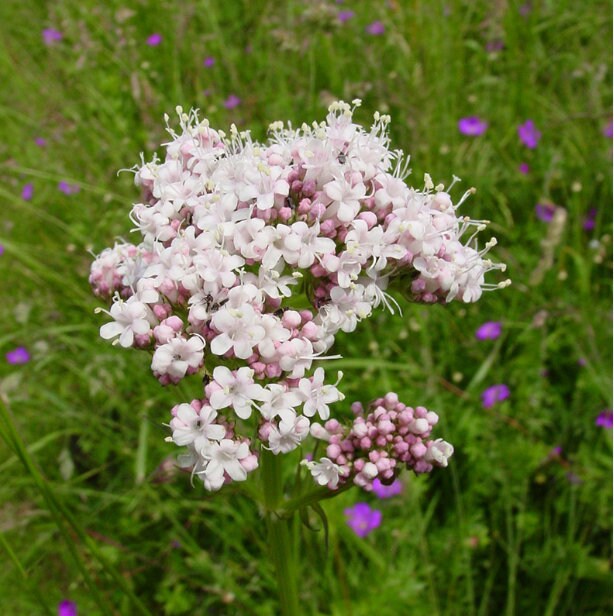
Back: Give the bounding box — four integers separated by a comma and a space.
363, 462, 378, 478
409, 418, 429, 434
302, 180, 316, 196
377, 419, 395, 435
357, 211, 378, 228
359, 436, 372, 449
411, 442, 427, 458
241, 453, 259, 473
327, 443, 341, 459
282, 310, 302, 328
384, 392, 399, 406
426, 411, 439, 425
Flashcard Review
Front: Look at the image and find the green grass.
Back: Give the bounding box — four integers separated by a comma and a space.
0, 0, 611, 614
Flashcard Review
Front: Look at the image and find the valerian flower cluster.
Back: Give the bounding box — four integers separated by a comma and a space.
90, 100, 508, 493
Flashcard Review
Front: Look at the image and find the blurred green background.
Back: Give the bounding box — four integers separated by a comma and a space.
0, 0, 611, 614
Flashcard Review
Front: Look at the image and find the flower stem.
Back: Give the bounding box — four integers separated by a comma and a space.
261, 449, 300, 616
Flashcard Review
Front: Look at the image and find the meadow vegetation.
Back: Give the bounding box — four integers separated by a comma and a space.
0, 1, 611, 614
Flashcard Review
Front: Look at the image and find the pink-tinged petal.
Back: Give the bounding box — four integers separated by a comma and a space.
233, 401, 253, 420
210, 333, 233, 356
212, 366, 234, 387
210, 390, 231, 410
211, 310, 236, 331
118, 328, 134, 348
207, 424, 226, 441
100, 322, 124, 340
225, 458, 247, 481
169, 360, 188, 379
234, 339, 254, 359
132, 319, 151, 336
176, 404, 197, 423
173, 429, 195, 446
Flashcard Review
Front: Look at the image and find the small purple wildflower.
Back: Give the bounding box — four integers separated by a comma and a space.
595, 409, 613, 429
372, 478, 403, 499
475, 321, 502, 341
34, 137, 47, 147
535, 202, 556, 222
224, 94, 241, 110
22, 183, 34, 201
58, 600, 77, 616
566, 472, 582, 485
365, 21, 385, 35
344, 503, 382, 537
518, 120, 541, 149
0, 244, 4, 256
146, 33, 163, 46
6, 346, 30, 365
519, 2, 532, 16
485, 39, 504, 53
338, 10, 355, 23
481, 384, 510, 409
518, 162, 530, 174
458, 116, 488, 137
583, 208, 597, 231
58, 181, 80, 195
577, 357, 587, 367
42, 29, 63, 45
203, 56, 215, 68
603, 120, 613, 138
549, 446, 563, 458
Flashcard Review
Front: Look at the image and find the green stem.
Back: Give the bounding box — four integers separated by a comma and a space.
261, 450, 300, 616
280, 481, 353, 518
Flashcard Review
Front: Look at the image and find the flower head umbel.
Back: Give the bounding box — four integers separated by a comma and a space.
518, 120, 541, 149
344, 503, 382, 537
91, 101, 508, 493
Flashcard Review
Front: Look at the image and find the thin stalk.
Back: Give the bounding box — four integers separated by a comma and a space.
260, 450, 300, 616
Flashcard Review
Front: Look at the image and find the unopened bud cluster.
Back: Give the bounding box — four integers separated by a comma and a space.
307, 393, 453, 490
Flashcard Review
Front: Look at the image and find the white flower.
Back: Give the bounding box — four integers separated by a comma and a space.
257, 314, 292, 359
210, 302, 266, 359
99, 296, 152, 348
170, 403, 226, 448
193, 248, 245, 289
151, 335, 205, 380
278, 337, 316, 378
298, 368, 344, 420
198, 439, 252, 490
259, 383, 302, 422
209, 366, 266, 420
267, 413, 310, 454
323, 175, 366, 223
424, 439, 454, 467
302, 457, 341, 488
289, 221, 336, 269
